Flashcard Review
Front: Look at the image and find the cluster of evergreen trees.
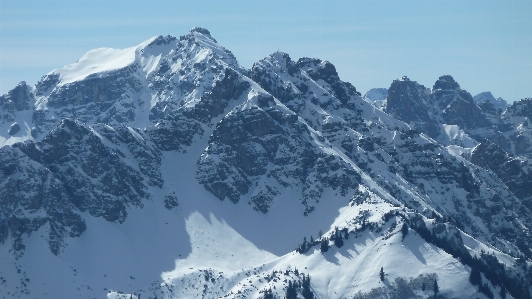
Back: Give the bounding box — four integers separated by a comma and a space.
296, 210, 393, 255
296, 227, 350, 254
379, 266, 439, 297
469, 263, 509, 299
410, 217, 530, 299
294, 210, 530, 299
262, 270, 315, 299
284, 275, 314, 299
262, 288, 274, 299
296, 236, 318, 254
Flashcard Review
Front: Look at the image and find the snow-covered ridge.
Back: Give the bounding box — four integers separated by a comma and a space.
50, 27, 235, 86
53, 46, 138, 85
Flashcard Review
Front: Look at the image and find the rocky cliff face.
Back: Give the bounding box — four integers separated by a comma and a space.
197, 93, 360, 214
385, 75, 496, 144
0, 145, 85, 256
0, 118, 162, 255
0, 81, 33, 124
470, 140, 532, 215
432, 75, 493, 137
499, 98, 532, 159
386, 76, 441, 139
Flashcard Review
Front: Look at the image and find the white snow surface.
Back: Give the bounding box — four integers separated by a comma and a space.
0, 110, 34, 147
363, 88, 388, 102
51, 36, 171, 86
53, 46, 138, 85
440, 124, 478, 148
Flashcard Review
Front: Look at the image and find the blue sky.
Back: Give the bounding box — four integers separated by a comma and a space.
1, 0, 531, 102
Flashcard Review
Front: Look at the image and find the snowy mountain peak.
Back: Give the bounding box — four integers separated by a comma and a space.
433, 74, 460, 90
295, 57, 340, 83
44, 27, 233, 89
190, 26, 213, 37
254, 51, 296, 75
45, 34, 175, 87
186, 27, 220, 46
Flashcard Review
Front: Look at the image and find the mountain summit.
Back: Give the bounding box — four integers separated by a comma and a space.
0, 28, 531, 299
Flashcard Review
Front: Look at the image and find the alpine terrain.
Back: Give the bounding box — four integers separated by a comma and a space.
0, 27, 531, 299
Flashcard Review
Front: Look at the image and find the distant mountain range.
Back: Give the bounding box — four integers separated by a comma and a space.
0, 27, 531, 299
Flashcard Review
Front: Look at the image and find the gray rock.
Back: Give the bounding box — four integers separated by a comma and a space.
8, 123, 20, 135
386, 77, 441, 139
1, 119, 162, 255
197, 92, 360, 214
471, 139, 532, 211
0, 82, 33, 125
0, 146, 86, 255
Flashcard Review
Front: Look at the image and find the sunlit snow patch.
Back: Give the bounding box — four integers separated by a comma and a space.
162, 211, 277, 278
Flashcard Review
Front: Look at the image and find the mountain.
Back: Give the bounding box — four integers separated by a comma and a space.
363, 88, 387, 109
499, 98, 532, 158
474, 92, 509, 111
382, 76, 532, 160
0, 28, 531, 299
384, 75, 491, 148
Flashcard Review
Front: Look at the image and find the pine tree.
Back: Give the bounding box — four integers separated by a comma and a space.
263, 288, 274, 299
302, 275, 314, 299
433, 279, 439, 297
334, 234, 344, 248
379, 267, 385, 282
401, 222, 408, 241
298, 237, 309, 254
469, 268, 481, 286
320, 240, 329, 253
479, 282, 494, 299
500, 286, 507, 299
286, 281, 297, 299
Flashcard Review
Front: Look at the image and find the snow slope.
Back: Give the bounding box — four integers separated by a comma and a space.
53, 46, 139, 86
